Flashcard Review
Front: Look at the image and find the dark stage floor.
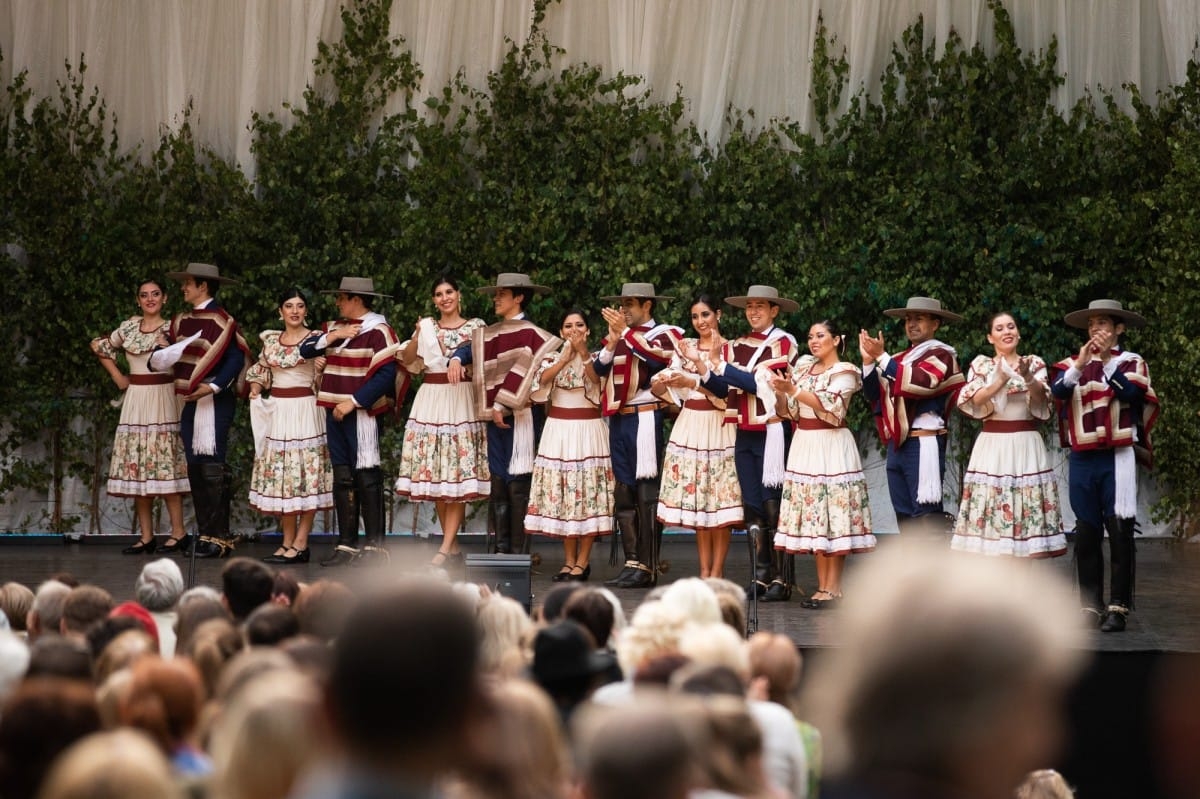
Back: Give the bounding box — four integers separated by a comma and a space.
4, 531, 1198, 653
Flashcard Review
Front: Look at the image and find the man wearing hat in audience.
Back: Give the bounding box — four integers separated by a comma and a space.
300, 276, 401, 567
591, 282, 683, 589
692, 284, 799, 602
447, 273, 561, 555
151, 262, 249, 558
859, 296, 965, 536
1050, 299, 1158, 633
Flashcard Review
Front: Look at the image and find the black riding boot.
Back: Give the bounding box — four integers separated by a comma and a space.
744, 509, 768, 599
1101, 516, 1136, 632
354, 467, 389, 566
508, 475, 533, 556
620, 479, 660, 589
1074, 519, 1105, 616
762, 498, 790, 602
194, 463, 234, 558
490, 476, 513, 554
605, 482, 640, 587
321, 464, 360, 567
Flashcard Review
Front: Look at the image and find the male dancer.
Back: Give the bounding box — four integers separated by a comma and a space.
697, 285, 799, 601
447, 273, 560, 555
1050, 299, 1158, 633
591, 282, 682, 589
152, 262, 249, 559
300, 277, 400, 567
859, 296, 965, 535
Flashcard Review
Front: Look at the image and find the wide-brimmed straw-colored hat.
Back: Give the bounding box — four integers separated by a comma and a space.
599, 282, 673, 302
725, 285, 799, 313
166, 262, 240, 285
320, 276, 391, 298
882, 296, 962, 323
477, 272, 551, 296
1063, 299, 1146, 329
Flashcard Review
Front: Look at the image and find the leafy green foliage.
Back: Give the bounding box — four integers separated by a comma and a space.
2, 0, 1199, 534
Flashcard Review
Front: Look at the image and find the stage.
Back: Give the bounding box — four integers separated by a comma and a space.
3, 532, 1198, 653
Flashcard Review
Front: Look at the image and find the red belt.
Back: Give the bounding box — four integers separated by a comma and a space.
271, 386, 315, 398
422, 372, 451, 385
793, 417, 842, 430
982, 419, 1040, 433
128, 374, 173, 386
549, 406, 602, 420
684, 398, 719, 412
909, 429, 946, 438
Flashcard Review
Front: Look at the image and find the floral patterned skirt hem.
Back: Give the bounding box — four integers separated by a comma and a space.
249, 491, 334, 514
949, 532, 1068, 558
526, 513, 613, 538
394, 477, 490, 502
107, 478, 192, 497
777, 476, 874, 546
773, 532, 877, 555
952, 468, 1062, 550
656, 503, 743, 529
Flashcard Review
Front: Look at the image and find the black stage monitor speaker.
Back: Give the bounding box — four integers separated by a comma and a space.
465, 553, 533, 613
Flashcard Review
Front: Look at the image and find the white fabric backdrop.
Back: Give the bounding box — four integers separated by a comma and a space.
2, 1, 1199, 177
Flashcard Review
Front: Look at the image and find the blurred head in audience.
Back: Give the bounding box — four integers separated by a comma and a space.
135, 559, 185, 613
27, 580, 72, 642
0, 677, 102, 799
807, 541, 1086, 799
36, 728, 184, 799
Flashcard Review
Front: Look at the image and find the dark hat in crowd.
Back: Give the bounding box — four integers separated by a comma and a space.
530, 621, 616, 685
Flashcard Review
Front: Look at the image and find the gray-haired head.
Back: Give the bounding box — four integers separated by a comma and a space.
30, 580, 72, 639
135, 559, 186, 612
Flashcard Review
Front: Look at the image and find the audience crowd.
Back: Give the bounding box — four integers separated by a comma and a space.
0, 541, 1162, 799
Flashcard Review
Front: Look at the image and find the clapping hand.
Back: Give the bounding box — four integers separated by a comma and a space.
859, 329, 885, 364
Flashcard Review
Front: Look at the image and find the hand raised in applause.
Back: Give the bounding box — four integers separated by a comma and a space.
859, 329, 885, 365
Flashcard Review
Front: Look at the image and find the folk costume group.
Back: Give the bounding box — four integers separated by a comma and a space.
92, 264, 1159, 632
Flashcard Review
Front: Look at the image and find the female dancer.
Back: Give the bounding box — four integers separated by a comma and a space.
770, 319, 875, 607
657, 294, 742, 578
91, 279, 191, 554
525, 309, 614, 580
394, 276, 490, 566
246, 288, 333, 564
951, 312, 1065, 557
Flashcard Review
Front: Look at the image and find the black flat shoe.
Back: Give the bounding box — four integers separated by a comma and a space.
160, 534, 191, 554
280, 547, 310, 565
552, 566, 575, 582
262, 547, 290, 564
568, 564, 591, 582
121, 538, 157, 555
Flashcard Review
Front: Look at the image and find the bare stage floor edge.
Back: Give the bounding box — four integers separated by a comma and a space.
2, 531, 1198, 654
